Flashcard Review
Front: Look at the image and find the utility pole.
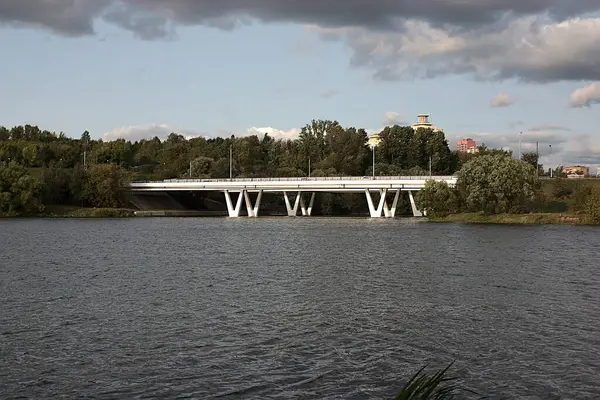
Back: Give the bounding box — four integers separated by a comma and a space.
229, 144, 233, 180
308, 156, 311, 178
536, 141, 539, 176
189, 160, 192, 178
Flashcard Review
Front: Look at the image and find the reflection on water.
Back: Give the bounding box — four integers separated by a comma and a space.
1, 218, 599, 399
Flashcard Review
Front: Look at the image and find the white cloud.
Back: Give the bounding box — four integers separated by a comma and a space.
245, 127, 301, 140
102, 123, 202, 142
309, 16, 600, 83
102, 124, 302, 142
382, 111, 402, 126
446, 128, 600, 171
569, 82, 600, 107
490, 92, 514, 107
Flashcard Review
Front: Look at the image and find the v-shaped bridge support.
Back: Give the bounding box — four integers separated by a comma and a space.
224, 189, 263, 217
365, 189, 402, 218
283, 191, 316, 216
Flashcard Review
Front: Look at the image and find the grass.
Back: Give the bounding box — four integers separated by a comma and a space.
395, 362, 481, 399
40, 205, 135, 218
428, 212, 583, 225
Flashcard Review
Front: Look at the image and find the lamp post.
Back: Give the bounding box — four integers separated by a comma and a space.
372, 144, 376, 178
229, 144, 233, 180
549, 144, 553, 177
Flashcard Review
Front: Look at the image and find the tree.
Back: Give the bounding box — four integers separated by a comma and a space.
0, 162, 43, 216
584, 187, 600, 224
521, 151, 543, 175
416, 180, 456, 217
456, 154, 541, 214
189, 156, 213, 178
22, 144, 39, 167
83, 164, 131, 208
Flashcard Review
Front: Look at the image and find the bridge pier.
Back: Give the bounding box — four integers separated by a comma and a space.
365, 189, 403, 218
407, 190, 423, 217
224, 190, 244, 217
283, 191, 302, 216
300, 193, 315, 216
365, 188, 388, 218
244, 190, 262, 217
224, 189, 263, 217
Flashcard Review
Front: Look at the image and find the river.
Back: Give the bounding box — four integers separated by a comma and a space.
1, 218, 599, 399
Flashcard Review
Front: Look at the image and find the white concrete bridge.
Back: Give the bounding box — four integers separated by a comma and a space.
129, 176, 456, 218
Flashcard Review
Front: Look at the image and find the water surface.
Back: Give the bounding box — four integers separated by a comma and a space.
1, 218, 599, 399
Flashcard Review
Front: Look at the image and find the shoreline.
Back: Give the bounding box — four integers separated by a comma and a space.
2, 208, 598, 225
427, 212, 590, 225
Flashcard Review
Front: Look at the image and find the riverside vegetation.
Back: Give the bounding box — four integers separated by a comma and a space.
0, 122, 599, 222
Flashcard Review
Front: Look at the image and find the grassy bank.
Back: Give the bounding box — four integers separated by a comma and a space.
428, 212, 587, 225
39, 205, 135, 218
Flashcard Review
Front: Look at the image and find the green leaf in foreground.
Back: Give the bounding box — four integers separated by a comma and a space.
394, 362, 483, 400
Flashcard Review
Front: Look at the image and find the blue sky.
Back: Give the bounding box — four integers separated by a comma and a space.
0, 1, 599, 170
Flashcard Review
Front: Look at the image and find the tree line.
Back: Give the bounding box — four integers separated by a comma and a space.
0, 121, 459, 179
2, 120, 590, 217
0, 120, 461, 215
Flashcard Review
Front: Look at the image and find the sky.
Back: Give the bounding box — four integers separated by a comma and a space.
0, 1, 599, 172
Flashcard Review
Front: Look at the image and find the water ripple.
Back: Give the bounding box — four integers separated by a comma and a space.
1, 218, 599, 399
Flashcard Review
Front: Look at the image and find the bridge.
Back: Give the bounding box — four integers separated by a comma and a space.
129, 176, 457, 218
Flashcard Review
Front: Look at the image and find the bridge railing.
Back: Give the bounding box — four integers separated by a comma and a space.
131, 175, 457, 184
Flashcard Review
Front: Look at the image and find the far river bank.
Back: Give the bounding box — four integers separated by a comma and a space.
1, 207, 598, 225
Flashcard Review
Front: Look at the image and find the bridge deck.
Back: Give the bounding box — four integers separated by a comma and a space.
129, 175, 456, 192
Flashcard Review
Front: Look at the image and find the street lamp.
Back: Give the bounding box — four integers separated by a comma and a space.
371, 144, 376, 177
549, 144, 553, 177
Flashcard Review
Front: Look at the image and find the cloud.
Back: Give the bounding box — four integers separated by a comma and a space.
382, 111, 402, 126
103, 123, 301, 142
3, 1, 600, 37
311, 16, 600, 83
2, 2, 600, 82
569, 82, 600, 107
319, 89, 338, 99
245, 127, 301, 140
102, 123, 202, 142
446, 127, 600, 171
529, 124, 571, 132
490, 92, 514, 107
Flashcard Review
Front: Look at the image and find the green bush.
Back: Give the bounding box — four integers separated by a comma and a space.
456, 154, 541, 214
584, 188, 600, 224
416, 180, 456, 218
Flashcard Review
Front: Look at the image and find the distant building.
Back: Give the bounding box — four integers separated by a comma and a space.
367, 132, 381, 148
562, 165, 589, 178
457, 138, 478, 154
412, 114, 441, 132
366, 113, 441, 147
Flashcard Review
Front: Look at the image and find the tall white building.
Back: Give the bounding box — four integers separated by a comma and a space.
412, 114, 441, 132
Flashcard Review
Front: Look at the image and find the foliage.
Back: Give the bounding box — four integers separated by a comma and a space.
0, 162, 43, 216
394, 362, 479, 400
429, 212, 582, 225
571, 182, 592, 213
521, 152, 539, 171
456, 154, 541, 214
583, 187, 600, 224
41, 205, 135, 218
416, 180, 456, 218
83, 164, 132, 208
